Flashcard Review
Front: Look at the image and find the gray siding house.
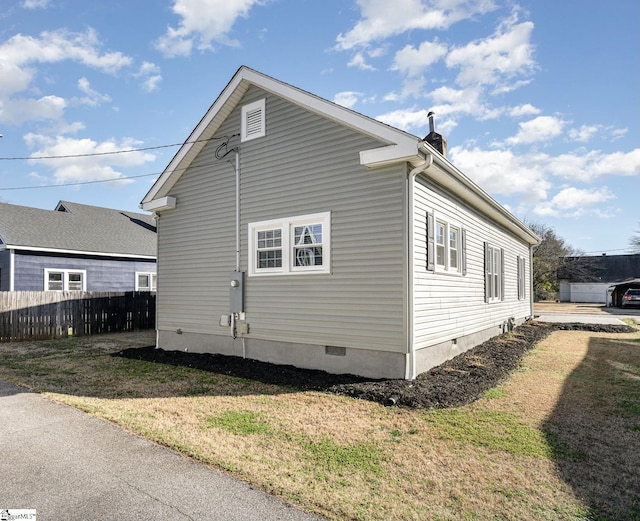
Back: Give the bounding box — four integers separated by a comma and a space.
141, 66, 539, 380
0, 201, 157, 292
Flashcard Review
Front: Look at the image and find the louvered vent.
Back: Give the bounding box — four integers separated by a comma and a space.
241, 99, 266, 142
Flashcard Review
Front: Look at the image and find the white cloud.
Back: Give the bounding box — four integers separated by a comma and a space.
24, 134, 156, 186
0, 95, 66, 125
76, 77, 111, 106
347, 52, 376, 71
134, 62, 162, 92
22, 0, 50, 9
376, 107, 432, 132
0, 30, 132, 76
0, 28, 132, 125
445, 15, 535, 89
592, 149, 640, 178
534, 187, 615, 218
155, 0, 263, 57
333, 91, 362, 109
568, 124, 600, 143
449, 146, 551, 201
392, 40, 448, 77
509, 103, 540, 117
336, 0, 497, 50
505, 115, 565, 145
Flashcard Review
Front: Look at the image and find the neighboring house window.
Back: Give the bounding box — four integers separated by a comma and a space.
248, 212, 330, 276
517, 256, 526, 300
427, 212, 465, 274
241, 99, 266, 142
136, 272, 157, 291
484, 244, 504, 302
45, 269, 86, 291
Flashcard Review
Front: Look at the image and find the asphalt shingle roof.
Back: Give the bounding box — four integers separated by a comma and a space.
0, 200, 156, 258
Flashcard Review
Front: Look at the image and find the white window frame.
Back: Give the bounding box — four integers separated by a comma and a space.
136, 272, 157, 291
44, 269, 87, 291
433, 217, 462, 273
485, 244, 504, 303
248, 212, 331, 276
241, 99, 266, 142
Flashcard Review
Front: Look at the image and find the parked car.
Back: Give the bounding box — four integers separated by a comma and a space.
621, 288, 640, 308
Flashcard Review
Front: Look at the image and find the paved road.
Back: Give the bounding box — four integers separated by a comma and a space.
0, 380, 325, 521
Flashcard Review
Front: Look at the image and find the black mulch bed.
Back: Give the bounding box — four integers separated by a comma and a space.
113, 321, 635, 409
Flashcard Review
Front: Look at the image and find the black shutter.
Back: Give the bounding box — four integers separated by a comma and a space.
484, 242, 490, 303
461, 228, 467, 276
500, 248, 505, 301
426, 211, 435, 271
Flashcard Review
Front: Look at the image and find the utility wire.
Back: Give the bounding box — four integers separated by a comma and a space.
0, 134, 241, 191
0, 135, 234, 161
0, 172, 160, 191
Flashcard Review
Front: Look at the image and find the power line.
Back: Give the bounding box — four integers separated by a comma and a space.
0, 134, 240, 191
0, 172, 160, 191
0, 135, 235, 161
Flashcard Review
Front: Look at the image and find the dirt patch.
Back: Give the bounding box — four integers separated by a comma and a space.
114, 321, 635, 409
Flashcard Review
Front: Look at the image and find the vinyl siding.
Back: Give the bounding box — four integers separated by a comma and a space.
11, 251, 155, 291
412, 175, 532, 349
157, 86, 408, 352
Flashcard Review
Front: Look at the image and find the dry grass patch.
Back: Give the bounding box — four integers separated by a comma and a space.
1, 327, 639, 520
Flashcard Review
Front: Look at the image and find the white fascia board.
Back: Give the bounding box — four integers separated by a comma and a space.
7, 245, 156, 260
360, 141, 423, 168
141, 196, 176, 212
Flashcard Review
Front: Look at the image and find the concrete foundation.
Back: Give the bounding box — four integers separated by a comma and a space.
156, 329, 407, 380
156, 318, 527, 380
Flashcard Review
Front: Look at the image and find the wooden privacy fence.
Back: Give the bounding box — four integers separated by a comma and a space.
0, 291, 156, 342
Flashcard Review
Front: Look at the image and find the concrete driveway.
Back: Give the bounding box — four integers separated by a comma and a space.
534, 302, 640, 325
0, 380, 325, 521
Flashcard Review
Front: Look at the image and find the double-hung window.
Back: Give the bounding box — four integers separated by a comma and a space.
45, 269, 86, 291
428, 213, 464, 273
484, 244, 504, 302
249, 212, 330, 276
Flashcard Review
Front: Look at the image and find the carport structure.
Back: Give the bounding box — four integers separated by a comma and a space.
608, 278, 640, 307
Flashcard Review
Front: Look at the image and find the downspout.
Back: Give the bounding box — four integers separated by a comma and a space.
529, 244, 535, 319
406, 148, 433, 380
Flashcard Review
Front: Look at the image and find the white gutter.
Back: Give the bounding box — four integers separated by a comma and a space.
406, 151, 434, 380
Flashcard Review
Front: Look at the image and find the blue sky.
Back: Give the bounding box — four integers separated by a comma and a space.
0, 0, 638, 254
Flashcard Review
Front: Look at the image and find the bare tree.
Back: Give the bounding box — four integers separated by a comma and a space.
630, 223, 640, 253
528, 223, 580, 301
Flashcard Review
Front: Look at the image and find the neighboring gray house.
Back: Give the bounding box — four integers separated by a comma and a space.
141, 66, 539, 380
0, 200, 157, 292
558, 253, 640, 304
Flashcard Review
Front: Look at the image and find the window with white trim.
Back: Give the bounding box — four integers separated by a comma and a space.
45, 269, 86, 291
428, 213, 464, 273
484, 244, 504, 302
249, 212, 330, 276
136, 272, 157, 291
241, 99, 266, 142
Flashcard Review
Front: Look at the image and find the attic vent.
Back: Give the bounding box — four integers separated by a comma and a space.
241, 99, 266, 142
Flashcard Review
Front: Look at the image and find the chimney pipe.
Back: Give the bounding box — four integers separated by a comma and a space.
428, 111, 435, 134
424, 111, 447, 158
